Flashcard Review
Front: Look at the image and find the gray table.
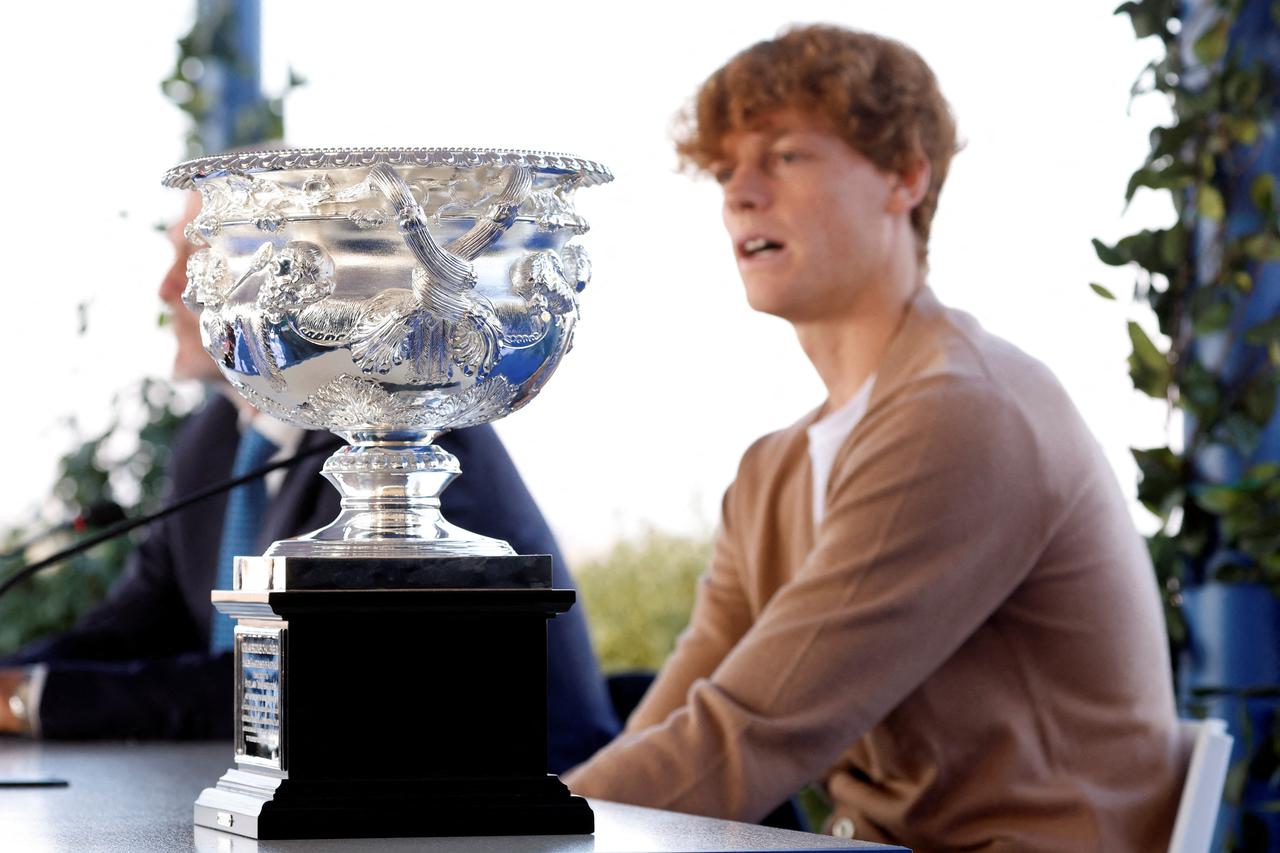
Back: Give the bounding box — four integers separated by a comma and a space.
0, 741, 906, 852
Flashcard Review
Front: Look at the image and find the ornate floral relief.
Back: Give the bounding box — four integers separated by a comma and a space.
347, 208, 387, 229
419, 376, 517, 429
256, 241, 337, 323
252, 211, 287, 233
348, 290, 419, 376
525, 188, 588, 233
300, 374, 421, 428
448, 302, 503, 378
342, 285, 501, 383
227, 377, 300, 425
202, 309, 236, 369
300, 174, 336, 205
291, 298, 365, 346
560, 243, 592, 293
503, 250, 579, 347
184, 249, 232, 310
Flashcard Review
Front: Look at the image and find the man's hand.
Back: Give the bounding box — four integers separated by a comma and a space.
0, 668, 29, 734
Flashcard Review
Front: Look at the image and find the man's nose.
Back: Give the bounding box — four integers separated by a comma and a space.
159, 255, 186, 305
723, 165, 770, 212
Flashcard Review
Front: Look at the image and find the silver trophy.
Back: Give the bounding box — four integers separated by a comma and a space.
164, 147, 610, 559
165, 148, 610, 840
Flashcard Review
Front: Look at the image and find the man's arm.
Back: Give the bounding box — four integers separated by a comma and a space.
566, 378, 1048, 821
1, 526, 199, 668
0, 524, 222, 738
615, 481, 756, 735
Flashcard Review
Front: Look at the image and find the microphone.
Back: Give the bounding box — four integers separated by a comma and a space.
0, 501, 129, 563
0, 443, 333, 599
73, 501, 127, 532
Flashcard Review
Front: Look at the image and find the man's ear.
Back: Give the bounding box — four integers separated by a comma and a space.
888, 155, 930, 214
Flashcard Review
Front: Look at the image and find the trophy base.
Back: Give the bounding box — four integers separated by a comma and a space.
198, 575, 592, 840
195, 771, 593, 839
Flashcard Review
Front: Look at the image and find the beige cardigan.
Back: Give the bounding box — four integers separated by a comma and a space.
567, 288, 1186, 851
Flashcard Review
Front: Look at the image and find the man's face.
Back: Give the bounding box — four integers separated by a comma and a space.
717, 110, 903, 325
159, 193, 223, 383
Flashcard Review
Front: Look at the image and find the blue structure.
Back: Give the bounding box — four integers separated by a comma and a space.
195, 0, 266, 153
1179, 0, 1280, 848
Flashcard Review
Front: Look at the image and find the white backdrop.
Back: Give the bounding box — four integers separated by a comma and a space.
2, 1, 1174, 561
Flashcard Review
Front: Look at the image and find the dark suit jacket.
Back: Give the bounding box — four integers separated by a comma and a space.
5, 395, 618, 772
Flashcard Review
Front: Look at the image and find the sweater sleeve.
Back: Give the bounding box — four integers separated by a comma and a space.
618, 480, 757, 735
564, 377, 1050, 821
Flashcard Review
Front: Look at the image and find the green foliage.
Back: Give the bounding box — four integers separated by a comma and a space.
1102, 0, 1280, 593
0, 2, 299, 656
161, 0, 304, 158
0, 380, 191, 655
575, 530, 709, 673
1107, 1, 1280, 846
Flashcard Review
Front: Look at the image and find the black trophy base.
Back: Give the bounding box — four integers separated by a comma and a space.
195, 770, 593, 839
197, 567, 592, 840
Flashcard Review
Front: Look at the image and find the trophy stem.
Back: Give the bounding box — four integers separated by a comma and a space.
263, 442, 515, 558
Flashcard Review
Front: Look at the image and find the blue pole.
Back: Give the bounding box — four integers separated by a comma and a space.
1179, 0, 1280, 848
196, 0, 265, 153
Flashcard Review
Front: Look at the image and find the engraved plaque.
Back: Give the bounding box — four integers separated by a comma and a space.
235, 625, 286, 770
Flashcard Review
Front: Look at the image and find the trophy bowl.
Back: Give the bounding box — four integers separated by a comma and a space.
163, 147, 612, 558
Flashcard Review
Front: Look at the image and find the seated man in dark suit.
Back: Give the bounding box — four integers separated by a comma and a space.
0, 192, 619, 773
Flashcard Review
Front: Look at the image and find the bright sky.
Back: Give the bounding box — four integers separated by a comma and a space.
3, 1, 1175, 562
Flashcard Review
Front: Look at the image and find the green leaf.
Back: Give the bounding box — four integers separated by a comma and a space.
1198, 184, 1226, 221
1193, 300, 1232, 333
1193, 17, 1229, 64
1158, 225, 1189, 269
1241, 234, 1280, 261
1198, 151, 1216, 181
1115, 1, 1166, 38
1127, 321, 1170, 397
1193, 484, 1241, 514
1090, 283, 1117, 300
1093, 238, 1128, 266
1247, 461, 1280, 482
1126, 163, 1195, 203
1251, 174, 1276, 213
1180, 360, 1221, 415
1226, 117, 1260, 145
1244, 315, 1280, 346
1133, 446, 1185, 517
1214, 415, 1262, 455
1242, 374, 1278, 423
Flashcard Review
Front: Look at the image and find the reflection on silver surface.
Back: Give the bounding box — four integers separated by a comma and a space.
164, 148, 611, 559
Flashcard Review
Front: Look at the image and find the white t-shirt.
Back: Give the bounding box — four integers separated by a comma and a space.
806, 376, 876, 528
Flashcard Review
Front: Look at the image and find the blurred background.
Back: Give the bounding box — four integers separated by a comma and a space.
1, 1, 1276, 846
0, 0, 1174, 562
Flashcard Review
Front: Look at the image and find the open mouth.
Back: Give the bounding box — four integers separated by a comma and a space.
740, 236, 785, 259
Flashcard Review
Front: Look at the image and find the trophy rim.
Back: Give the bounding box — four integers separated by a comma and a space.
162, 146, 614, 190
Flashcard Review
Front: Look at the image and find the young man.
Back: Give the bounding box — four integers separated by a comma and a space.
565, 25, 1186, 850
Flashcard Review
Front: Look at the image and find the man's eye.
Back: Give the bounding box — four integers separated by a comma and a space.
714, 166, 735, 184
775, 150, 804, 164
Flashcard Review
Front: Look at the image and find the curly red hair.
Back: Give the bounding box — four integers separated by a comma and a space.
675, 25, 959, 264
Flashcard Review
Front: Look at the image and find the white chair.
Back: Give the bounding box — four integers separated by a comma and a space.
1167, 717, 1234, 853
